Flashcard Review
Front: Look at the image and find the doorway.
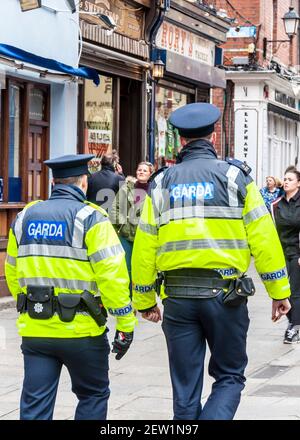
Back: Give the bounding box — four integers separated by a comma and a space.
119, 77, 142, 176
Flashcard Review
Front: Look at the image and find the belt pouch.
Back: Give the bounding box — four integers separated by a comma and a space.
57, 294, 81, 322
223, 277, 255, 307
27, 285, 54, 319
16, 293, 27, 313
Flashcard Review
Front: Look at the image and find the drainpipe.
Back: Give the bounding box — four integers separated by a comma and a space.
148, 0, 170, 165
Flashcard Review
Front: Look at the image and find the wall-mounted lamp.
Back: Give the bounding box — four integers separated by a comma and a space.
19, 0, 76, 13
263, 6, 300, 58
79, 12, 117, 31
19, 0, 41, 12
152, 59, 165, 79
150, 48, 166, 80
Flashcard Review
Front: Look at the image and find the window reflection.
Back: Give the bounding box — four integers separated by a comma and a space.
84, 77, 113, 162
8, 84, 22, 202
155, 87, 187, 168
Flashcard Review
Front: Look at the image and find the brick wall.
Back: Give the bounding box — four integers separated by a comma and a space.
212, 0, 299, 158
212, 82, 235, 159
215, 0, 298, 68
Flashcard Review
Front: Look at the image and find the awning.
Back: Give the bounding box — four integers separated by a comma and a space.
0, 43, 100, 85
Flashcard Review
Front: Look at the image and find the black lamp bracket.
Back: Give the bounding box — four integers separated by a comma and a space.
263, 36, 292, 59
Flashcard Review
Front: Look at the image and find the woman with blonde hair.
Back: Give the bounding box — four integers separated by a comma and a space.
260, 175, 283, 212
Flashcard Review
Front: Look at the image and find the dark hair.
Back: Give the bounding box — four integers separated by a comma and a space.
284, 166, 300, 181
100, 154, 114, 167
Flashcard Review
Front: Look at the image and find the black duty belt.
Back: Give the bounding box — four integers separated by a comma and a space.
16, 287, 107, 326
163, 268, 232, 298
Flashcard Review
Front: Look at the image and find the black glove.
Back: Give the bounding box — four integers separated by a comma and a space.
111, 330, 133, 360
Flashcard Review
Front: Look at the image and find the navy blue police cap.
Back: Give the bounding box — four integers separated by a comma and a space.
44, 154, 95, 178
169, 103, 221, 138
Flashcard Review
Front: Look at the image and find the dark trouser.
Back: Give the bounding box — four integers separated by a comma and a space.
20, 333, 110, 420
162, 294, 249, 420
119, 236, 133, 295
286, 258, 300, 325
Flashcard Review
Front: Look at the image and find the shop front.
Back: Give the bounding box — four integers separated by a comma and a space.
79, 0, 151, 176
153, 2, 229, 168
228, 70, 300, 187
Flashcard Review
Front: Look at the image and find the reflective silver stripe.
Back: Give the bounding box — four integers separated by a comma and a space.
152, 172, 164, 214
14, 208, 28, 245
6, 255, 16, 266
226, 166, 240, 207
260, 267, 287, 282
157, 239, 249, 256
18, 277, 98, 292
243, 205, 269, 225
139, 219, 158, 235
72, 205, 95, 248
89, 244, 124, 264
159, 206, 243, 225
18, 244, 88, 261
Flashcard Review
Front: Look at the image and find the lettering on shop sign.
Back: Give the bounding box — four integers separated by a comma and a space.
26, 221, 66, 240
234, 108, 258, 180
156, 22, 215, 66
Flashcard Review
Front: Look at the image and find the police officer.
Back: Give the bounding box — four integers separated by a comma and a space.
5, 154, 136, 420
131, 103, 291, 420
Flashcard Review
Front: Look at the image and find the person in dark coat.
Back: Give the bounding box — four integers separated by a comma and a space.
271, 166, 300, 344
86, 154, 125, 210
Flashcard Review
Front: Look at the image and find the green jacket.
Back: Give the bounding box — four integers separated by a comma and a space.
110, 178, 146, 242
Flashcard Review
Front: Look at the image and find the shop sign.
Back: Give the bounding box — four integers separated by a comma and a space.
156, 22, 215, 66
79, 0, 145, 40
227, 26, 257, 39
85, 129, 112, 156
234, 109, 258, 179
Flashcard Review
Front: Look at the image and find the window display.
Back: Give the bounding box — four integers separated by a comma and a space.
84, 76, 113, 159
155, 87, 188, 168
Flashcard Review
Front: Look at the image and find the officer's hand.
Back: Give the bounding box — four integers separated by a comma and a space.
142, 306, 162, 323
111, 330, 133, 360
272, 299, 291, 322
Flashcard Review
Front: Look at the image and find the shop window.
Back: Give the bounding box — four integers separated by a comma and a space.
83, 76, 113, 169
8, 84, 22, 202
29, 87, 45, 121
155, 86, 188, 168
0, 78, 49, 205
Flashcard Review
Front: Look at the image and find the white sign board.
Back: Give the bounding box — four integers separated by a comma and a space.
234, 109, 258, 180
156, 22, 215, 66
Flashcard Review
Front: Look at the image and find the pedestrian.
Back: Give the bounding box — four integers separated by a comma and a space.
271, 166, 300, 344
110, 161, 154, 292
86, 153, 125, 209
5, 154, 136, 420
260, 176, 283, 212
131, 103, 291, 420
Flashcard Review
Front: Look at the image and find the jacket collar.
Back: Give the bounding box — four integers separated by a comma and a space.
176, 139, 218, 163
50, 184, 86, 202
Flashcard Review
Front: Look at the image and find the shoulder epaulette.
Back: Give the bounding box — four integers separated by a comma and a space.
148, 166, 168, 184
225, 157, 252, 176
84, 200, 108, 217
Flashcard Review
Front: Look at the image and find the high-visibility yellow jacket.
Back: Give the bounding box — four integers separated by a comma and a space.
132, 141, 291, 311
5, 184, 136, 338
